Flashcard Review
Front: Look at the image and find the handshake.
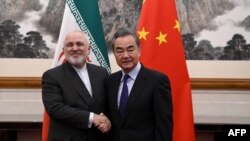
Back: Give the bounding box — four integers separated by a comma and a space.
93, 113, 111, 133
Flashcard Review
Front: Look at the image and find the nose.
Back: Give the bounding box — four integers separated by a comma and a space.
123, 51, 129, 57
72, 44, 79, 50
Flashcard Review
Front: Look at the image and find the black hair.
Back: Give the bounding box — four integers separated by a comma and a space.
111, 28, 140, 50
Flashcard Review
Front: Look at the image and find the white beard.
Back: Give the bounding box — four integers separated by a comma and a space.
68, 56, 85, 66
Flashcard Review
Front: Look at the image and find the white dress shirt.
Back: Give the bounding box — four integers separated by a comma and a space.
74, 64, 92, 96
117, 63, 141, 108
73, 64, 93, 128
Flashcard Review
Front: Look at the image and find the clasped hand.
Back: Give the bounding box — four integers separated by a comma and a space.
93, 113, 111, 133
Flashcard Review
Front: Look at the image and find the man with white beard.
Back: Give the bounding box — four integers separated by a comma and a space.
42, 31, 111, 141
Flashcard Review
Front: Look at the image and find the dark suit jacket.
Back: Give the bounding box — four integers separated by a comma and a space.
42, 62, 108, 141
105, 65, 173, 141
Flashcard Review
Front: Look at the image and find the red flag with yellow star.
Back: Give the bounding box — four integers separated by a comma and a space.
137, 0, 195, 141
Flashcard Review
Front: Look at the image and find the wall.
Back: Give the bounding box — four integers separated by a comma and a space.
0, 88, 250, 141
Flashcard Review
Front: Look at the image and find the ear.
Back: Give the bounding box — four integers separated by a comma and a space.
87, 46, 91, 55
138, 46, 141, 57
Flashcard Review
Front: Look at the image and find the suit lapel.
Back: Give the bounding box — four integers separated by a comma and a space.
110, 72, 123, 126
87, 64, 98, 103
63, 63, 92, 106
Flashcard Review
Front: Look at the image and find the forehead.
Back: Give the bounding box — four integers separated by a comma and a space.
114, 35, 137, 48
64, 32, 86, 43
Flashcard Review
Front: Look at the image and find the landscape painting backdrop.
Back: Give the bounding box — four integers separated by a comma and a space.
0, 0, 249, 60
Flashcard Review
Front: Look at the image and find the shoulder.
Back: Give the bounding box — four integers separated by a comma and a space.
42, 61, 76, 78
43, 65, 64, 76
87, 63, 109, 75
110, 70, 122, 77
41, 66, 65, 86
87, 63, 105, 70
106, 70, 122, 80
142, 66, 170, 82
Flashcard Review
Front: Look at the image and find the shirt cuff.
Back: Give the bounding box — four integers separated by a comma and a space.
88, 112, 94, 128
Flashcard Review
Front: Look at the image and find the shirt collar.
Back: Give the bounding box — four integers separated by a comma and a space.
73, 63, 87, 72
122, 62, 141, 81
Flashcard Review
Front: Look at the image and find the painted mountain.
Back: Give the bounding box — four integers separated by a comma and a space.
0, 0, 249, 60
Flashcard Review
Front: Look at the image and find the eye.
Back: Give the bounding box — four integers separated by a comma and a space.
128, 49, 134, 52
66, 43, 73, 48
127, 46, 135, 53
76, 42, 84, 47
115, 48, 124, 54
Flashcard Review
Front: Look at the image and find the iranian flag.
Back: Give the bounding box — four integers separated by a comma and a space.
42, 0, 110, 141
137, 0, 195, 141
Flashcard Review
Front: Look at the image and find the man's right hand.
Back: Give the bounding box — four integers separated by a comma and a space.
93, 113, 111, 133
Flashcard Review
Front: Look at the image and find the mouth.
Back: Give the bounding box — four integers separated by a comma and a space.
122, 60, 131, 65
70, 54, 79, 58
70, 52, 82, 57
70, 50, 82, 55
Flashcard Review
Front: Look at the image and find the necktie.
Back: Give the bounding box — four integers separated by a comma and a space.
119, 74, 130, 117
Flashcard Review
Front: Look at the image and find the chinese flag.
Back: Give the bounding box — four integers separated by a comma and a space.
137, 0, 195, 141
